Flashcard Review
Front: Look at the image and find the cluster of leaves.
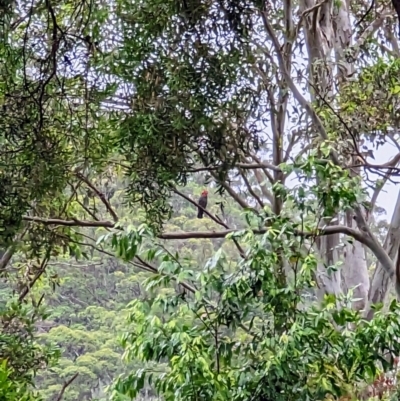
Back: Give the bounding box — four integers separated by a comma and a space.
108, 214, 400, 401
0, 41, 69, 242
282, 152, 366, 218
112, 0, 260, 228
337, 58, 400, 146
0, 300, 59, 401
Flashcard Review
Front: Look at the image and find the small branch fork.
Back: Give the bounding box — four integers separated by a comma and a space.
55, 373, 79, 401
75, 171, 119, 222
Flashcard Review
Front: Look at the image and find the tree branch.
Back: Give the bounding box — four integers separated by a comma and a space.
239, 162, 281, 171
75, 171, 119, 222
209, 172, 255, 211
171, 188, 228, 228
0, 226, 29, 271
252, 168, 274, 203
19, 252, 51, 302
23, 215, 376, 253
27, 209, 395, 294
354, 14, 392, 56
250, 153, 275, 184
171, 187, 246, 257
55, 373, 79, 401
188, 162, 281, 173
22, 216, 115, 228
159, 225, 374, 245
0, 247, 15, 271
239, 169, 264, 208
370, 153, 400, 212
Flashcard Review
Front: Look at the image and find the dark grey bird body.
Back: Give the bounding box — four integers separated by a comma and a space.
197, 191, 208, 218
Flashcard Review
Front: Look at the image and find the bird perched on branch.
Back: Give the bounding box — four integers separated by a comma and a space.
197, 189, 208, 219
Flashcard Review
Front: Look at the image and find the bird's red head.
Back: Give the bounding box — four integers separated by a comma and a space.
201, 190, 208, 196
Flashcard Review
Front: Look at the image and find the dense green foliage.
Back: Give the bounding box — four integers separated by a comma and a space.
109, 223, 400, 401
0, 186, 395, 400
0, 300, 59, 400
2, 0, 400, 399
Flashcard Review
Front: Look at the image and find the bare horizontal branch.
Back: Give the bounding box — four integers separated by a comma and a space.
238, 162, 281, 171
23, 216, 115, 228
26, 212, 393, 279
23, 215, 373, 250
159, 225, 374, 247
188, 162, 282, 173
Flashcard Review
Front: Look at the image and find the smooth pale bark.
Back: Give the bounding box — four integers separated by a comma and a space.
330, 0, 369, 308
282, 0, 397, 306
332, 0, 352, 80
300, 0, 343, 298
342, 212, 370, 311
306, 0, 371, 305
316, 232, 342, 299
366, 190, 400, 319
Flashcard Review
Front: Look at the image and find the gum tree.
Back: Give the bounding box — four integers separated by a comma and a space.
2, 0, 400, 398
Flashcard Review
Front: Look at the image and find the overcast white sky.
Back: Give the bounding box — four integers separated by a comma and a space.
372, 142, 400, 220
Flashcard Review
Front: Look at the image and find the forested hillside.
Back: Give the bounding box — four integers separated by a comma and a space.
32, 181, 247, 400
3, 0, 400, 400
15, 181, 393, 400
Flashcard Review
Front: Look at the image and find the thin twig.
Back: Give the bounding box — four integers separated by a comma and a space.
75, 171, 119, 222
62, 235, 198, 295
55, 373, 79, 401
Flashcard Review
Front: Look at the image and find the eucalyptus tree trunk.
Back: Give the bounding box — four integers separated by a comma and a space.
366, 191, 400, 319
331, 5, 370, 311
299, 0, 375, 307
300, 0, 341, 298
342, 212, 370, 311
